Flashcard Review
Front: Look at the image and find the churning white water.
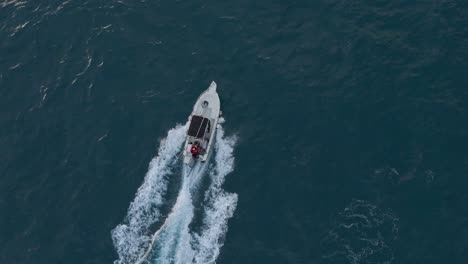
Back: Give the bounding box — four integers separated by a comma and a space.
112, 120, 237, 264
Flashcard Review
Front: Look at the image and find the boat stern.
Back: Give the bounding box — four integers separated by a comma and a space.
183, 155, 194, 166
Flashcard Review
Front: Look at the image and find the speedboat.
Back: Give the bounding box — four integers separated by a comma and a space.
183, 81, 221, 166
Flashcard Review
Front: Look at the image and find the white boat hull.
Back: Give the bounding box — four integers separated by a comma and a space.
183, 81, 221, 165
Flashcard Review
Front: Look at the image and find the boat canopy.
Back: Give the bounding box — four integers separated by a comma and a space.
188, 115, 210, 139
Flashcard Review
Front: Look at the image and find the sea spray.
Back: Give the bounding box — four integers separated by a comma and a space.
132, 161, 210, 264
111, 124, 188, 264
152, 170, 198, 264
112, 121, 237, 264
153, 124, 238, 264
192, 125, 238, 264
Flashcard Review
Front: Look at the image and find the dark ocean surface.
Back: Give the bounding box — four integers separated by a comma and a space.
1, 0, 468, 263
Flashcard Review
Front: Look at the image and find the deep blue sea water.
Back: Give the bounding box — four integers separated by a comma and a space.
1, 0, 468, 263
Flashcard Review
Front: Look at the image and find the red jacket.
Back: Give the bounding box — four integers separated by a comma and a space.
191, 146, 199, 154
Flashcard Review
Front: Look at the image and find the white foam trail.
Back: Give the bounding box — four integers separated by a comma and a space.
155, 174, 197, 264
192, 125, 238, 264
154, 123, 238, 264
111, 123, 188, 264
113, 120, 238, 264
144, 123, 238, 264
133, 162, 208, 264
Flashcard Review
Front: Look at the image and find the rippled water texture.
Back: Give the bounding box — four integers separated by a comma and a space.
1, 0, 467, 263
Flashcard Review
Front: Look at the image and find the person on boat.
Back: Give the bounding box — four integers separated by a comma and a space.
191, 143, 200, 158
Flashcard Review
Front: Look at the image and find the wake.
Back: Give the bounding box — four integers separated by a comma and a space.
111, 120, 238, 264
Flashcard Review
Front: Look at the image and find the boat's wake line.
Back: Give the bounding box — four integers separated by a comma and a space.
111, 121, 238, 264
